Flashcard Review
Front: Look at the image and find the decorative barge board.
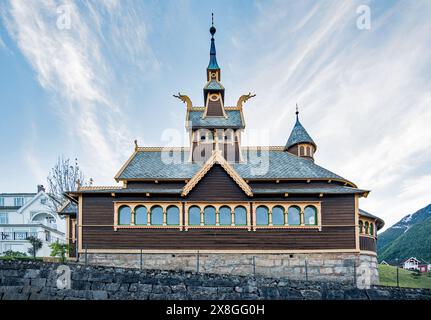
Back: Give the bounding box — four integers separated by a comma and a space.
66, 17, 384, 285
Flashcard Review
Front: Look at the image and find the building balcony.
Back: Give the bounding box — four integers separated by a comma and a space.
30, 220, 57, 230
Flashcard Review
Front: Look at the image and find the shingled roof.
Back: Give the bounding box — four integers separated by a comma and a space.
285, 118, 316, 149
359, 209, 385, 230
187, 109, 244, 128
115, 148, 355, 186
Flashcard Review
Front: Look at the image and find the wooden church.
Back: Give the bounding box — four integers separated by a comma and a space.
63, 18, 384, 284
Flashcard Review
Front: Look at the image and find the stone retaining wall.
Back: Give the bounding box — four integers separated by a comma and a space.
81, 252, 379, 285
1, 260, 430, 300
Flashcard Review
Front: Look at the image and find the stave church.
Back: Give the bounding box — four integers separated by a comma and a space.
62, 17, 384, 284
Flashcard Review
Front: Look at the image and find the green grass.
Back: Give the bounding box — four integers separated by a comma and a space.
379, 265, 431, 289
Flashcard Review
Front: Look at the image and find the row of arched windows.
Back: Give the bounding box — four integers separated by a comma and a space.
118, 205, 180, 226
255, 205, 318, 226
299, 144, 314, 157
117, 203, 320, 228
359, 220, 375, 236
187, 205, 247, 226
194, 129, 235, 144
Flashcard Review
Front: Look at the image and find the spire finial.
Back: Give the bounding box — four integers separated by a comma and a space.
210, 13, 216, 38
296, 103, 299, 120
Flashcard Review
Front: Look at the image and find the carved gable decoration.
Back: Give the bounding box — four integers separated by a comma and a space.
182, 150, 253, 197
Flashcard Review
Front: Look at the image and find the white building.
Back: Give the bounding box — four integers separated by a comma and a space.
0, 186, 66, 257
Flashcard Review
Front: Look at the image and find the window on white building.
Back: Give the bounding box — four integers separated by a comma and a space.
40, 198, 47, 205
0, 213, 8, 224
0, 197, 4, 206
14, 197, 24, 206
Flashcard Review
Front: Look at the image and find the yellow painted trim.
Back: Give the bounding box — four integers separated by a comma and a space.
114, 202, 183, 231
355, 194, 360, 251
78, 195, 83, 253
114, 149, 138, 181
359, 250, 377, 257
251, 201, 322, 231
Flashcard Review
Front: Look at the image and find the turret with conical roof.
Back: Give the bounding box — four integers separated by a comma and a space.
285, 106, 316, 161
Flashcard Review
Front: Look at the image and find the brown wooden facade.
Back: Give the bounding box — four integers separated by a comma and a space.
65, 20, 383, 258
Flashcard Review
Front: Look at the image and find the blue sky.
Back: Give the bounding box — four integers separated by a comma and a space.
0, 0, 430, 229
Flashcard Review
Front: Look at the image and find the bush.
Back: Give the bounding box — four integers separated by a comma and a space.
49, 241, 71, 263
3, 250, 27, 258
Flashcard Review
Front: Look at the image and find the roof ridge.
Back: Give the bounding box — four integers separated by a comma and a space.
136, 147, 191, 152
78, 186, 124, 191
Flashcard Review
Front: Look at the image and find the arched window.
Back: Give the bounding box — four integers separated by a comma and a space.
256, 206, 269, 225
189, 206, 201, 226
150, 206, 163, 225
119, 206, 131, 225
359, 220, 363, 234
224, 129, 233, 143
167, 206, 179, 225
234, 206, 247, 226
304, 206, 317, 225
299, 146, 305, 156
219, 206, 231, 225
207, 130, 214, 142
204, 206, 216, 225
369, 223, 374, 236
135, 206, 147, 225
288, 206, 301, 225
272, 206, 284, 225
364, 222, 369, 234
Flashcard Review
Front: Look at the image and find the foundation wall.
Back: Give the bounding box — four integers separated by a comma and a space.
79, 252, 379, 286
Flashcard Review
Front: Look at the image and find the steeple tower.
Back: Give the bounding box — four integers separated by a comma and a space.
285, 105, 317, 161
203, 13, 225, 117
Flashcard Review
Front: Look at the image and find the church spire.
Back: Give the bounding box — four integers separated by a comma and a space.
203, 13, 225, 117
285, 105, 317, 161
208, 13, 220, 71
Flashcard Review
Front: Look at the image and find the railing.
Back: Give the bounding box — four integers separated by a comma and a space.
31, 221, 57, 229
0, 232, 38, 241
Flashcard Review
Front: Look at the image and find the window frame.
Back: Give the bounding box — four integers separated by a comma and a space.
113, 202, 183, 231
184, 202, 251, 231
0, 212, 8, 224
252, 202, 321, 230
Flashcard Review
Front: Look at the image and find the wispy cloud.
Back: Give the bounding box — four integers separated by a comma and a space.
1, 0, 159, 184
238, 0, 431, 229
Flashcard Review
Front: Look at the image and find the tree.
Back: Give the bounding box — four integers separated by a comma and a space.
49, 241, 72, 263
47, 156, 90, 201
27, 236, 43, 260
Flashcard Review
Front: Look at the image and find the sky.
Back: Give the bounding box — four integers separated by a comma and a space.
0, 0, 430, 230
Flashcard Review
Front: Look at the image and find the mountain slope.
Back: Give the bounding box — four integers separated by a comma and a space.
378, 203, 431, 262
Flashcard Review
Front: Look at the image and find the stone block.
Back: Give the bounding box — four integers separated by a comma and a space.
72, 280, 91, 291
30, 278, 47, 287
92, 290, 108, 300
152, 285, 172, 294
88, 273, 114, 282
300, 290, 322, 300
171, 284, 187, 293
258, 287, 280, 299
24, 269, 40, 279
105, 283, 121, 292
91, 282, 106, 290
